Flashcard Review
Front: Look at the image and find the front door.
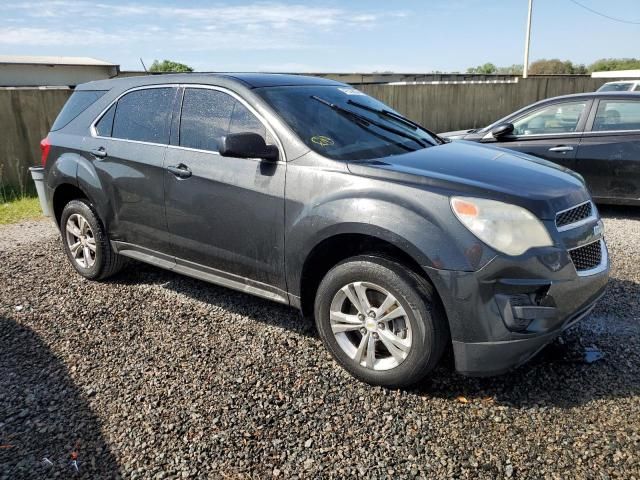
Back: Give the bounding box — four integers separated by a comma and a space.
483, 99, 591, 171
163, 86, 287, 295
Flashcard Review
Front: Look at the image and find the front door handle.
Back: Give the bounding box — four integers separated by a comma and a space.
549, 146, 574, 153
167, 164, 192, 178
90, 147, 107, 158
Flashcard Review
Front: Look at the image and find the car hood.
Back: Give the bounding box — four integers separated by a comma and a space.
347, 140, 590, 220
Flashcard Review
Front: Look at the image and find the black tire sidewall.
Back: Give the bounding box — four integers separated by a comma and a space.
314, 256, 445, 388
60, 199, 106, 280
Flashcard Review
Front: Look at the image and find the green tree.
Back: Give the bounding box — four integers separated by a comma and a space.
148, 59, 194, 73
496, 64, 523, 75
466, 63, 497, 74
528, 59, 586, 75
588, 58, 640, 72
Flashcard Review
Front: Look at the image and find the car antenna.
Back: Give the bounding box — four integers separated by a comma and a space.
139, 58, 148, 73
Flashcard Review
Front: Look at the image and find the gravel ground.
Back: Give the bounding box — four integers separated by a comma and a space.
1, 209, 639, 479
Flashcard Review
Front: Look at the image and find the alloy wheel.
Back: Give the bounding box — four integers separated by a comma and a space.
329, 281, 413, 371
65, 213, 97, 268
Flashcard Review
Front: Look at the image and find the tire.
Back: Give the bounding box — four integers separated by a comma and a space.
60, 199, 125, 280
314, 255, 449, 388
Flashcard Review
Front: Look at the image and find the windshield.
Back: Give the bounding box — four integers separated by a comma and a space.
256, 85, 438, 160
598, 82, 634, 92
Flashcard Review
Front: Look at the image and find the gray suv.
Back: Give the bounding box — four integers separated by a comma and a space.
35, 73, 609, 387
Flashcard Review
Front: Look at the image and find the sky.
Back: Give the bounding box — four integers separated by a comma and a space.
2, 0, 639, 72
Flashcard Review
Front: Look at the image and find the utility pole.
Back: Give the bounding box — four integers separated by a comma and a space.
523, 0, 533, 78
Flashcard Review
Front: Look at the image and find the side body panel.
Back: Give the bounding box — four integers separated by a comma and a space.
483, 133, 580, 170
283, 152, 496, 303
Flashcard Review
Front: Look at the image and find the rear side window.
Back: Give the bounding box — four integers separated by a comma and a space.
179, 88, 269, 152
593, 100, 640, 132
51, 90, 106, 131
112, 88, 175, 144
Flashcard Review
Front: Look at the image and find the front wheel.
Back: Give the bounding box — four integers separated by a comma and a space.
314, 255, 448, 388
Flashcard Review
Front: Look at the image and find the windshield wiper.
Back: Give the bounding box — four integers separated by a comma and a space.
310, 96, 429, 149
346, 99, 444, 144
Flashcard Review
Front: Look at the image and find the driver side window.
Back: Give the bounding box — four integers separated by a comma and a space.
179, 87, 272, 152
512, 101, 587, 136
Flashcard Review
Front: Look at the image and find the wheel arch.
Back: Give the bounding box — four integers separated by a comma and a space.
47, 151, 113, 229
297, 229, 445, 320
52, 183, 88, 226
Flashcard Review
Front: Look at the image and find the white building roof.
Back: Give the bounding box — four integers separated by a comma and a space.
0, 55, 117, 67
592, 70, 640, 79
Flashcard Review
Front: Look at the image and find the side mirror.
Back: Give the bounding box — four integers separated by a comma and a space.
491, 123, 515, 140
218, 132, 279, 161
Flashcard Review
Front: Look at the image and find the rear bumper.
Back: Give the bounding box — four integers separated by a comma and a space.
29, 167, 52, 217
425, 241, 609, 376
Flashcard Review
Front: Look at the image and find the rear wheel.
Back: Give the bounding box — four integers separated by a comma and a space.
314, 255, 448, 388
60, 199, 125, 280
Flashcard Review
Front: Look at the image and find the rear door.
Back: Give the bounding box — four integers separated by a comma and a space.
576, 97, 640, 202
163, 86, 287, 295
482, 99, 591, 170
88, 86, 178, 254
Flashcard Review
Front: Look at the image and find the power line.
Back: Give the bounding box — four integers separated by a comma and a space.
567, 0, 640, 25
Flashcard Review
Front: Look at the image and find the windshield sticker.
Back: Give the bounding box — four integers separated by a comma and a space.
337, 87, 366, 96
311, 135, 335, 147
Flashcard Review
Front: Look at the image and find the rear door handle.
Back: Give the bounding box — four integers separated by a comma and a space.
167, 164, 192, 178
90, 147, 107, 158
548, 146, 574, 153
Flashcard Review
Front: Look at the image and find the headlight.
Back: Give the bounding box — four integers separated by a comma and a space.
450, 197, 553, 256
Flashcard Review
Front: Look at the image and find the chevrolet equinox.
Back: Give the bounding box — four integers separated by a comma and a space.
34, 74, 609, 387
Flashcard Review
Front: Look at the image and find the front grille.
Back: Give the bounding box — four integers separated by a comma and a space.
569, 240, 602, 271
556, 202, 593, 229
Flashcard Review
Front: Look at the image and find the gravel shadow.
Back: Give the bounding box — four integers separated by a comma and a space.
0, 318, 119, 479
107, 262, 315, 337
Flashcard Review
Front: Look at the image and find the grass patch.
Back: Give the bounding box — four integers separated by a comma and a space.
0, 196, 43, 225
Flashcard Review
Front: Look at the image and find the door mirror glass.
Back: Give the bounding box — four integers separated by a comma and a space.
219, 132, 279, 161
491, 123, 514, 139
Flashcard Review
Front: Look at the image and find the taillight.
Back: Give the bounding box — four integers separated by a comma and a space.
40, 136, 51, 166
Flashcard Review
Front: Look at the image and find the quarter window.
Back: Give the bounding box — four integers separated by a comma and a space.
593, 100, 640, 131
111, 88, 175, 144
179, 88, 269, 152
95, 104, 116, 137
513, 101, 587, 136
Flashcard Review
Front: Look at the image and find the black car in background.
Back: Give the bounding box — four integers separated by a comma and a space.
440, 92, 640, 205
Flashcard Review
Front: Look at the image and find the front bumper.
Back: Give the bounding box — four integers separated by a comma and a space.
425, 240, 610, 376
